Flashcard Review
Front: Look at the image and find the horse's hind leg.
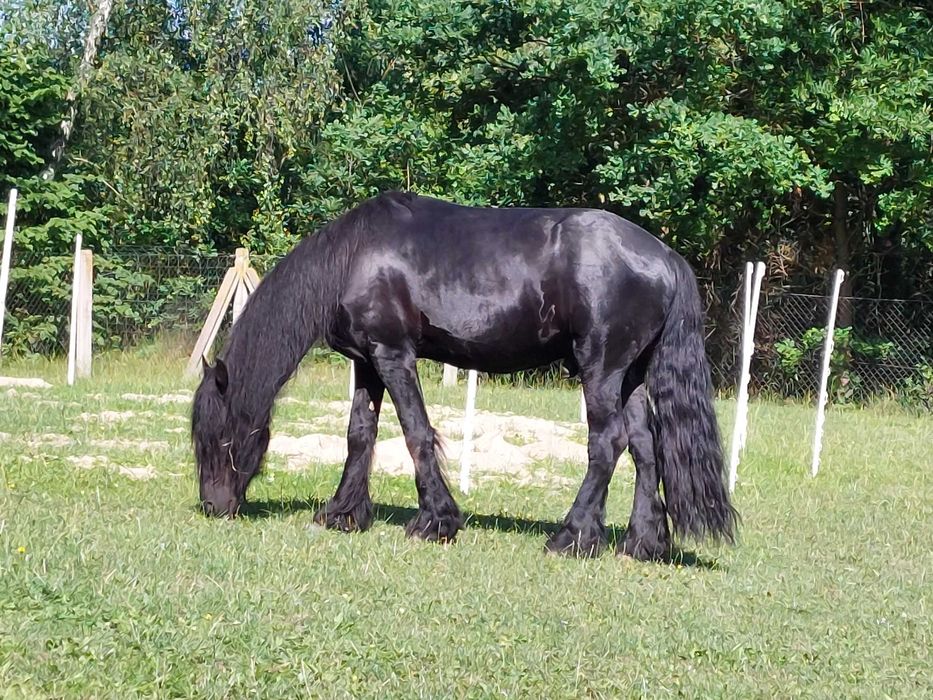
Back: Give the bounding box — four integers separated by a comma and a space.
313, 360, 384, 532
619, 384, 671, 561
546, 356, 629, 557
370, 344, 463, 542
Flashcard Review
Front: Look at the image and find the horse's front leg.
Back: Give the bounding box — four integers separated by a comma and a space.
314, 360, 384, 532
370, 344, 463, 543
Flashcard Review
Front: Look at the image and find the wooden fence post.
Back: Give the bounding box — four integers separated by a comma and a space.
185, 248, 261, 377
0, 188, 17, 362
67, 234, 82, 386
232, 247, 249, 323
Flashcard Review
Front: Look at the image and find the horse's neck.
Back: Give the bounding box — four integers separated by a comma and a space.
224, 235, 346, 412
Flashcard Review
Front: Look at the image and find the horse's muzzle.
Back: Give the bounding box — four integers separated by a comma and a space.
201, 498, 240, 517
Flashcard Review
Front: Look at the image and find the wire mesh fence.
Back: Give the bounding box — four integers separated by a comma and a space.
753, 291, 933, 407
2, 248, 931, 409
3, 251, 75, 357
698, 276, 742, 392
2, 248, 283, 360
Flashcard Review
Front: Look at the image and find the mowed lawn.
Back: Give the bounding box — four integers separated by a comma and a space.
1, 353, 930, 698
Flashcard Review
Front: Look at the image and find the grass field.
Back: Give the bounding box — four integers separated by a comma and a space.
1, 352, 930, 698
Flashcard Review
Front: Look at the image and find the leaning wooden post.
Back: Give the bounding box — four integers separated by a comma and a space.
185, 248, 260, 377
459, 369, 479, 494
232, 247, 249, 324
75, 249, 93, 377
66, 233, 83, 386
810, 269, 845, 478
0, 188, 17, 362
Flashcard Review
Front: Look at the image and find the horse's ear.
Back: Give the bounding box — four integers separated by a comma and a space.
214, 359, 229, 395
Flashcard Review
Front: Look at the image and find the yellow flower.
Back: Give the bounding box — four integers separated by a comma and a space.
17, 546, 26, 554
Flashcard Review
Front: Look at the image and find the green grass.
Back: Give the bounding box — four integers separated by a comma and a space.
1, 351, 930, 698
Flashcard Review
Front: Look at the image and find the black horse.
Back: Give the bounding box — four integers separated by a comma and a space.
193, 192, 736, 559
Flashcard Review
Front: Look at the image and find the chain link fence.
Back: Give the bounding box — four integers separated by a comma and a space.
2, 249, 931, 409
753, 291, 933, 407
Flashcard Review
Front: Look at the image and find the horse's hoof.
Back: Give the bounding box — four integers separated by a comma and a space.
405, 508, 463, 543
544, 524, 607, 558
313, 499, 373, 533
618, 534, 671, 562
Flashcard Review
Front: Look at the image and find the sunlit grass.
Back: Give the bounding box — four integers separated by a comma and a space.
1, 350, 930, 697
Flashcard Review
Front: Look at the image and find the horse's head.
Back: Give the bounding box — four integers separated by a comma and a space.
192, 358, 270, 517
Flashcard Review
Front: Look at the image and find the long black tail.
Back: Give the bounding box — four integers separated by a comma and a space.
647, 256, 737, 542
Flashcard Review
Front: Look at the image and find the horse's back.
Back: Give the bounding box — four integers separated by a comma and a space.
335, 193, 680, 372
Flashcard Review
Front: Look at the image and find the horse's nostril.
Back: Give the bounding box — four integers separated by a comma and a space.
202, 500, 216, 516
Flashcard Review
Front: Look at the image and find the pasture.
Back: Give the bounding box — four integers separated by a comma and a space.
1, 353, 930, 698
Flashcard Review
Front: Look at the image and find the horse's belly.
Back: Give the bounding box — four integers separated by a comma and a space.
416, 312, 571, 374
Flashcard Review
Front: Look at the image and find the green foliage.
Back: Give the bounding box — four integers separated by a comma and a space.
899, 363, 933, 414
71, 0, 345, 252
598, 100, 830, 257
6, 0, 931, 262
0, 42, 105, 252
770, 325, 920, 405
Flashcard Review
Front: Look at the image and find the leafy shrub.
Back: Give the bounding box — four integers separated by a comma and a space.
899, 364, 933, 413
771, 326, 902, 404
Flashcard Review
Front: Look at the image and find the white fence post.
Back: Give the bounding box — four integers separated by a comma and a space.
728, 261, 765, 493
442, 363, 458, 386
66, 233, 83, 386
811, 269, 846, 477
459, 369, 479, 494
76, 249, 93, 378
0, 188, 17, 362
348, 361, 355, 401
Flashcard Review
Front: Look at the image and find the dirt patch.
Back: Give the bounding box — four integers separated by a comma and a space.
266, 406, 593, 487
5, 388, 46, 400
121, 392, 192, 404
78, 410, 137, 424
118, 466, 158, 480
0, 377, 52, 388
91, 438, 170, 452
68, 454, 106, 469
66, 454, 157, 479
28, 433, 74, 449
268, 434, 347, 470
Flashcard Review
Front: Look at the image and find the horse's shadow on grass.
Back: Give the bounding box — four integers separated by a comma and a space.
235, 498, 719, 569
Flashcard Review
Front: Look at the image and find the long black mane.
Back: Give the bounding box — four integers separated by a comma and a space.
220, 194, 407, 418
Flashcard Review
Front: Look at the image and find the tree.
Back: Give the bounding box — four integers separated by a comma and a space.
0, 43, 103, 251
72, 0, 344, 252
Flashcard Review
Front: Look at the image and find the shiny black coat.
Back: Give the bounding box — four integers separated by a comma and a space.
193, 192, 736, 558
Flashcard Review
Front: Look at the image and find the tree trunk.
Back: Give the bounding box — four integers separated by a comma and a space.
44, 0, 116, 179
832, 180, 854, 326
